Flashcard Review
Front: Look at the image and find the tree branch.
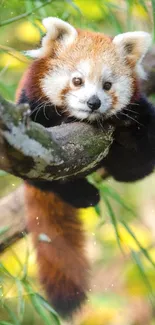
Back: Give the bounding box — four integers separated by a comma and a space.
0, 95, 114, 181
0, 0, 53, 27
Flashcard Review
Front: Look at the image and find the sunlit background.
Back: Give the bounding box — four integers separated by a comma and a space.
0, 0, 155, 324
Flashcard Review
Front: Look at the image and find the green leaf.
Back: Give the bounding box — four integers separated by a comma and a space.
0, 263, 14, 279
131, 250, 155, 305
66, 0, 82, 15
100, 184, 136, 217
94, 204, 101, 216
35, 294, 61, 324
151, 0, 155, 40
15, 279, 25, 322
103, 195, 124, 253
100, 4, 124, 33
0, 321, 14, 325
0, 226, 10, 237
23, 281, 61, 325
121, 220, 155, 268
3, 304, 20, 325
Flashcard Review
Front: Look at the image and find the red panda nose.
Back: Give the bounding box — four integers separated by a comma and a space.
87, 95, 101, 111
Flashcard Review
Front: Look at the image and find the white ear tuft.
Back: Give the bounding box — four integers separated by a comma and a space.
25, 17, 77, 59
42, 17, 77, 42
113, 31, 152, 59
113, 31, 152, 78
41, 17, 77, 54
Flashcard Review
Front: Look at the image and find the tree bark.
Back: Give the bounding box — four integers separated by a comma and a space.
0, 95, 114, 181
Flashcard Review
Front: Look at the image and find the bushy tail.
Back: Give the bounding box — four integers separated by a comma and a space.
25, 183, 89, 318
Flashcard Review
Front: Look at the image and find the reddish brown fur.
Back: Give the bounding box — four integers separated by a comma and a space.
24, 183, 89, 317
16, 58, 50, 102
60, 85, 71, 104
111, 91, 118, 108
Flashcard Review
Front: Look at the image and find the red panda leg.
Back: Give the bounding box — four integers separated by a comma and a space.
25, 183, 89, 318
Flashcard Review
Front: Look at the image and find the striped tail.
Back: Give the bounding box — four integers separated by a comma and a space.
25, 183, 89, 318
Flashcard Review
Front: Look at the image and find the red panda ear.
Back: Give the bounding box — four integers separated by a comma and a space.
25, 17, 77, 59
113, 31, 152, 78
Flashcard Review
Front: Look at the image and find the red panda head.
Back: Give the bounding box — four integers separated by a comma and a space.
26, 17, 151, 121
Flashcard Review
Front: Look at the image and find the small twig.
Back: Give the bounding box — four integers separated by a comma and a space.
0, 185, 26, 252
0, 0, 53, 27
0, 230, 27, 253
0, 45, 31, 64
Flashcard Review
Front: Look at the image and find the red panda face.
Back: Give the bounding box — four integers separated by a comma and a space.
27, 18, 151, 122
41, 57, 133, 121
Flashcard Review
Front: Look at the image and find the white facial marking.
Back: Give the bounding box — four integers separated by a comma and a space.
112, 75, 132, 111
41, 59, 133, 121
67, 80, 112, 120
41, 68, 70, 106
77, 60, 91, 77
66, 61, 132, 120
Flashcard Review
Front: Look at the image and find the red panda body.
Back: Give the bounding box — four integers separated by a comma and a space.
16, 17, 153, 318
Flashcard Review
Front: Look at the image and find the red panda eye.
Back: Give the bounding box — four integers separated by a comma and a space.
72, 77, 83, 86
103, 82, 112, 91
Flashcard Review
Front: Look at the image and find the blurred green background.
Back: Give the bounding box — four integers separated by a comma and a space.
1, 0, 155, 324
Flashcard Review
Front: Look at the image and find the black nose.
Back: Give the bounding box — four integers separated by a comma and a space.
87, 95, 101, 111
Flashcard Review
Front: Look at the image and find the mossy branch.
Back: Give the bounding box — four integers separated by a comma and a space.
0, 95, 114, 181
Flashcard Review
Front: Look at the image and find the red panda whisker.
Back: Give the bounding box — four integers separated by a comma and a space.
34, 107, 41, 122
114, 112, 121, 121
54, 104, 62, 117
97, 118, 104, 130
43, 104, 50, 120
34, 95, 47, 104
28, 105, 43, 117
32, 102, 49, 119
119, 112, 143, 126
28, 106, 39, 117
68, 93, 80, 100
68, 93, 78, 99
68, 93, 86, 104
29, 100, 52, 121
124, 108, 140, 115
129, 102, 140, 106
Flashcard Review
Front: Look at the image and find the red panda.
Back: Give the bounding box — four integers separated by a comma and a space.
16, 17, 154, 318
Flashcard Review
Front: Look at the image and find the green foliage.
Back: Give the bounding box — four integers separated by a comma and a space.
0, 0, 155, 324
0, 252, 61, 324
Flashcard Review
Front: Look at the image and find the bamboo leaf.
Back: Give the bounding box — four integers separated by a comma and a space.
3, 304, 20, 325
100, 184, 136, 216
122, 220, 155, 268
0, 226, 10, 237
131, 250, 155, 305
23, 281, 61, 325
102, 194, 124, 253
